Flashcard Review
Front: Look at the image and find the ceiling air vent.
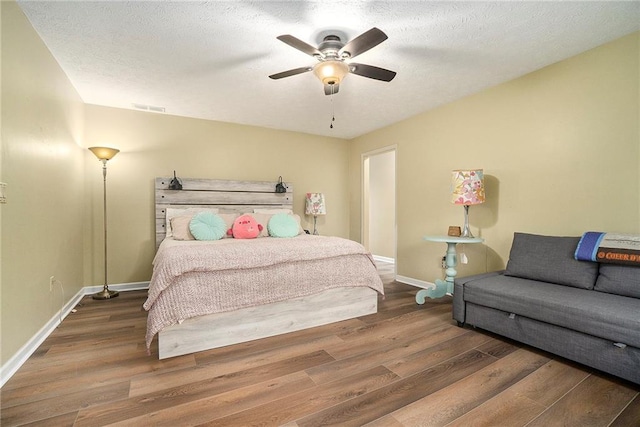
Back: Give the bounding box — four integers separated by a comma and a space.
132, 103, 166, 113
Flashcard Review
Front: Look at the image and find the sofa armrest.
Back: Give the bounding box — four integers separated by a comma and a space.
453, 271, 505, 324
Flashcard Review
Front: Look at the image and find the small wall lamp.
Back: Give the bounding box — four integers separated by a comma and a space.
275, 176, 287, 193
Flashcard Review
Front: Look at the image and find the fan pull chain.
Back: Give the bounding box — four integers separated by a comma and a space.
329, 86, 336, 129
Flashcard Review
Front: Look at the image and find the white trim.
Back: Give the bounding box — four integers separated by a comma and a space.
0, 287, 85, 388
0, 281, 150, 388
395, 275, 435, 290
83, 281, 150, 294
361, 145, 398, 264
372, 255, 395, 264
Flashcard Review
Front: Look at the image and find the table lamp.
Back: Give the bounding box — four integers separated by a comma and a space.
305, 193, 326, 235
451, 169, 485, 238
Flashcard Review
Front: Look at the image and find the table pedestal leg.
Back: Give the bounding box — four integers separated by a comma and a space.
416, 242, 458, 304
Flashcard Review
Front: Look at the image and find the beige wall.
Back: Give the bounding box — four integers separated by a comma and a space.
83, 106, 350, 284
1, 1, 86, 363
350, 32, 640, 283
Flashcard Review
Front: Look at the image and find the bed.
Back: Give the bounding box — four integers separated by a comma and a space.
145, 177, 384, 359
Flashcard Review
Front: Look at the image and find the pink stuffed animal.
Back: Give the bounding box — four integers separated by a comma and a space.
227, 214, 263, 239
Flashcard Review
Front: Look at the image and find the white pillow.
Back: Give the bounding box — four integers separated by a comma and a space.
248, 213, 280, 237
165, 207, 219, 238
217, 213, 240, 238
170, 215, 195, 240
291, 214, 305, 235
253, 208, 293, 214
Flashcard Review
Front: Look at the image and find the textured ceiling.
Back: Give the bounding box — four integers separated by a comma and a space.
17, 1, 640, 139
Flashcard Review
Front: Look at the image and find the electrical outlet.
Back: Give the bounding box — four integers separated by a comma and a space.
441, 256, 447, 269
50, 276, 55, 291
460, 253, 469, 264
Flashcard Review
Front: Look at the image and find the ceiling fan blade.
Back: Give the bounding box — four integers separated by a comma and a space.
339, 27, 388, 59
277, 35, 322, 57
324, 83, 339, 96
269, 66, 313, 80
349, 63, 397, 82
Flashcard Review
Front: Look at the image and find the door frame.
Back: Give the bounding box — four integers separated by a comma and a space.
361, 145, 397, 270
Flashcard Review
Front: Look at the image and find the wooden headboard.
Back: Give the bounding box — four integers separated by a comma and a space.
155, 177, 293, 247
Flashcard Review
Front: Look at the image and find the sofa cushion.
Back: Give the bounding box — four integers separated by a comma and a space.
595, 264, 640, 299
463, 274, 640, 348
504, 233, 599, 289
454, 271, 505, 323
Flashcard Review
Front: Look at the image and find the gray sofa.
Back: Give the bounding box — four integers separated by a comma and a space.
453, 232, 640, 384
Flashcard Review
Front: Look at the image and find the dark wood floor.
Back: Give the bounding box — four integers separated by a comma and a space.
1, 263, 639, 426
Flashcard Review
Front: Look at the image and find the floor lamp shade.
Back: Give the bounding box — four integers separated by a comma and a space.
305, 193, 326, 235
89, 146, 119, 161
89, 146, 120, 299
451, 169, 485, 237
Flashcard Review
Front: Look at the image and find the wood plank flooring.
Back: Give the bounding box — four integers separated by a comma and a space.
1, 262, 639, 426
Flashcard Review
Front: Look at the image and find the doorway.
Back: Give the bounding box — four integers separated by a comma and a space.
362, 146, 397, 269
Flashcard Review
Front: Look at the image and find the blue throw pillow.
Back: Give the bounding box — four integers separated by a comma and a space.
189, 212, 226, 241
267, 213, 299, 238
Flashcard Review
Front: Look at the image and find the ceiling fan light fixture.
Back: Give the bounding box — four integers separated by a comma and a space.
270, 28, 395, 94
313, 61, 349, 85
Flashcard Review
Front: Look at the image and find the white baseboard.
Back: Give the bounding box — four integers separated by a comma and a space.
372, 255, 395, 264
0, 287, 86, 388
395, 275, 435, 290
0, 281, 149, 388
83, 281, 150, 294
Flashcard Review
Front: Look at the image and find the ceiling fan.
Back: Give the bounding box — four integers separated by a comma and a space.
269, 27, 397, 95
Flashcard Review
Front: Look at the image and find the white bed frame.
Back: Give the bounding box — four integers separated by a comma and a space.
154, 177, 378, 359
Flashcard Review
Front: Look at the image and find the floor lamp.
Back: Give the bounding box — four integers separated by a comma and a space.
89, 146, 120, 300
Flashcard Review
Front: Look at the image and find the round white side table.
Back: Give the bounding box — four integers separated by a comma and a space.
416, 235, 484, 304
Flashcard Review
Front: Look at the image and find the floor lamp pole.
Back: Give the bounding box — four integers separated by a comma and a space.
89, 147, 120, 300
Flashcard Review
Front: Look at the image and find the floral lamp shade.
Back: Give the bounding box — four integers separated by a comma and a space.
305, 193, 326, 215
451, 169, 485, 205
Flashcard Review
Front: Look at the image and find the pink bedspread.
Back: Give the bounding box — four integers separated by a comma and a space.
144, 235, 384, 350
